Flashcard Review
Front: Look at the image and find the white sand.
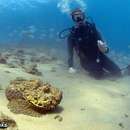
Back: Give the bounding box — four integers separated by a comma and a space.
0, 62, 130, 130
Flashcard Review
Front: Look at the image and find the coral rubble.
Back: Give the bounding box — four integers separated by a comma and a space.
6, 79, 62, 117
0, 53, 7, 64
22, 64, 42, 76
0, 112, 18, 130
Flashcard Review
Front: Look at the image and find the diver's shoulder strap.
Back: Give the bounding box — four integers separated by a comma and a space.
85, 20, 96, 29
69, 26, 76, 35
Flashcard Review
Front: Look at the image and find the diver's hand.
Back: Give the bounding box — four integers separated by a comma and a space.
97, 40, 109, 53
68, 67, 76, 74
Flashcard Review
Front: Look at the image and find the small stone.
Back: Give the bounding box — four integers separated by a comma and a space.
4, 71, 11, 73
0, 85, 3, 90
15, 77, 26, 81
7, 63, 17, 68
0, 57, 7, 64
124, 114, 128, 118
23, 64, 42, 76
0, 112, 18, 129
54, 115, 63, 122
121, 94, 126, 97
80, 108, 86, 111
16, 49, 24, 54
118, 123, 124, 128
0, 53, 7, 64
50, 67, 56, 72
0, 122, 8, 128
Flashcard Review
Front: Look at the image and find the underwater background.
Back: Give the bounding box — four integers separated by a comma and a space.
0, 0, 130, 53
0, 1, 130, 130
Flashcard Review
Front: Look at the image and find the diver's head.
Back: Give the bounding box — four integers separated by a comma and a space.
71, 9, 85, 24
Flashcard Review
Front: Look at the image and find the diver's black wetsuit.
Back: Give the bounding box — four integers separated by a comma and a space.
67, 21, 121, 79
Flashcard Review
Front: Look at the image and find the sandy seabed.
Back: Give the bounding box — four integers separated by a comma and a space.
0, 48, 130, 130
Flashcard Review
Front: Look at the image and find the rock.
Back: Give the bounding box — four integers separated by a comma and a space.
16, 49, 24, 55
38, 54, 57, 64
54, 115, 63, 122
19, 58, 25, 66
124, 114, 128, 118
50, 67, 57, 72
5, 87, 24, 101
13, 49, 25, 59
7, 63, 17, 68
0, 112, 18, 130
0, 54, 7, 64
15, 77, 25, 81
6, 79, 62, 116
25, 82, 62, 111
30, 56, 40, 63
23, 64, 42, 76
126, 65, 130, 75
7, 58, 20, 68
2, 52, 12, 59
0, 58, 7, 64
80, 107, 86, 111
4, 71, 11, 73
8, 99, 42, 117
0, 85, 3, 91
118, 123, 124, 128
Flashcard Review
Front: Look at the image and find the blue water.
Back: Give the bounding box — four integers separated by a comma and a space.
0, 0, 130, 53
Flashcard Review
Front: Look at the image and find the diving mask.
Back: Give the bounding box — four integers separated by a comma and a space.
71, 9, 85, 23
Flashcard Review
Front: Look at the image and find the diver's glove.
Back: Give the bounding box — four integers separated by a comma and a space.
68, 67, 76, 74
97, 40, 109, 53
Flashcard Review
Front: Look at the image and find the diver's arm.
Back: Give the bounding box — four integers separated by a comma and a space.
67, 36, 77, 73
92, 23, 103, 41
93, 24, 109, 53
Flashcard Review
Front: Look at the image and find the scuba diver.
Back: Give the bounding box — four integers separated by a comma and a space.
59, 9, 129, 79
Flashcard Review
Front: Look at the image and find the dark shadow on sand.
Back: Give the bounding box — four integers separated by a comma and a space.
48, 106, 64, 115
